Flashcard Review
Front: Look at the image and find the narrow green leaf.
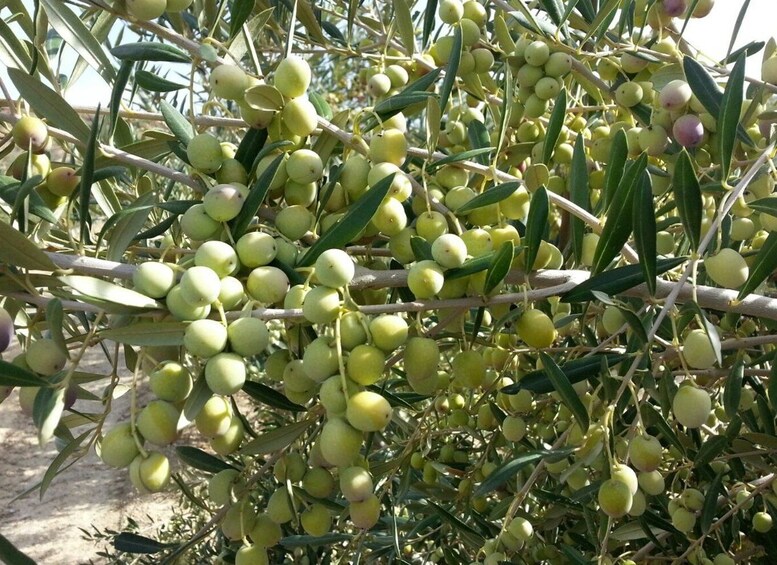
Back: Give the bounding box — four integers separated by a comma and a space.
393, 0, 415, 55
484, 241, 514, 295
33, 386, 65, 445
473, 448, 574, 497
570, 135, 589, 264
694, 435, 728, 467
410, 236, 434, 262
239, 419, 314, 456
160, 101, 194, 146
236, 128, 269, 171
524, 187, 549, 272
0, 359, 50, 387
559, 545, 591, 565
721, 40, 764, 65
109, 60, 133, 140
0, 218, 57, 271
113, 532, 177, 554
632, 170, 656, 295
673, 150, 702, 250
738, 231, 777, 299
467, 120, 491, 165
60, 275, 161, 309
726, 0, 751, 59
308, 91, 332, 120
242, 381, 306, 412
183, 373, 212, 422
747, 196, 777, 216
175, 446, 237, 473
422, 0, 438, 47
583, 0, 620, 42
642, 403, 686, 456
40, 428, 93, 499
769, 356, 777, 413
540, 352, 590, 431
539, 0, 564, 25
683, 55, 722, 116
46, 298, 67, 355
445, 246, 522, 280
718, 54, 746, 181
439, 25, 462, 113
601, 129, 628, 212
542, 87, 567, 165
7, 68, 90, 140
135, 70, 186, 92
724, 361, 744, 420
231, 154, 283, 239
561, 0, 583, 26
455, 182, 521, 214
110, 42, 190, 63
0, 533, 36, 565
426, 147, 494, 173
99, 322, 186, 346
700, 470, 725, 532
41, 0, 116, 82
229, 0, 256, 39
297, 173, 395, 267
501, 354, 628, 394
79, 107, 101, 245
561, 256, 687, 303
399, 66, 443, 96
592, 153, 647, 274
363, 91, 433, 131
106, 192, 154, 262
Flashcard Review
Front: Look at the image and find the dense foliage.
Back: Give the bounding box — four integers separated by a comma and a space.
4, 0, 777, 563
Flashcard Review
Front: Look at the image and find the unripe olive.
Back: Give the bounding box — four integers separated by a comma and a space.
283, 359, 316, 394
136, 400, 179, 446
303, 467, 335, 498
246, 266, 289, 305
682, 329, 717, 370
516, 309, 556, 349
249, 514, 283, 548
222, 499, 258, 540
205, 353, 246, 395
753, 511, 773, 533
438, 0, 464, 24
184, 319, 227, 358
349, 494, 381, 529
598, 478, 633, 518
132, 262, 176, 299
210, 64, 248, 100
610, 463, 639, 495
403, 337, 439, 382
12, 115, 49, 152
300, 336, 338, 383
704, 248, 748, 289
275, 205, 314, 240
187, 133, 224, 174
194, 241, 239, 278
319, 375, 350, 415
149, 361, 192, 402
45, 167, 80, 197
166, 285, 211, 321
628, 434, 662, 472
166, 0, 194, 12
195, 395, 232, 437
671, 506, 696, 532
235, 231, 277, 268
302, 285, 341, 324
524, 40, 550, 67
180, 203, 221, 241
341, 154, 371, 199
286, 149, 323, 184
0, 307, 13, 354
407, 260, 445, 299
99, 422, 141, 468
371, 198, 407, 236
452, 349, 486, 388
346, 390, 392, 432
315, 249, 355, 288
282, 97, 319, 137
502, 415, 527, 442
235, 544, 268, 565
320, 417, 363, 467
507, 516, 533, 542
208, 468, 241, 506
673, 384, 712, 428
340, 466, 374, 502
203, 184, 245, 222
26, 338, 67, 376
301, 503, 332, 537
762, 57, 777, 85
369, 314, 408, 351
346, 344, 385, 386
227, 317, 269, 357
638, 470, 665, 496
129, 451, 171, 493
274, 55, 312, 98
367, 73, 392, 97
370, 128, 407, 166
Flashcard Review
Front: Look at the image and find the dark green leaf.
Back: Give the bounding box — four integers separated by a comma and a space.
230, 0, 256, 38
738, 231, 777, 299
113, 532, 177, 554
0, 359, 50, 387
422, 0, 438, 46
236, 127, 269, 171
543, 87, 567, 165
297, 173, 395, 267
110, 42, 190, 63
242, 381, 306, 412
7, 68, 91, 140
700, 470, 725, 532
439, 25, 461, 113
524, 187, 549, 272
484, 241, 514, 295
0, 533, 36, 565
445, 246, 521, 280
570, 135, 589, 264
673, 149, 702, 250
308, 91, 333, 120
393, 0, 415, 55
718, 54, 746, 181
592, 153, 647, 274
231, 154, 283, 239
642, 402, 686, 455
467, 120, 490, 165
559, 544, 592, 565
0, 220, 57, 270
633, 170, 656, 295
501, 354, 629, 394
539, 0, 564, 25
79, 107, 100, 245
747, 197, 777, 216
183, 373, 212, 422
683, 55, 723, 117
410, 236, 433, 262
561, 256, 687, 302
399, 67, 442, 97
726, 0, 751, 59
109, 60, 133, 139
175, 446, 237, 474
426, 147, 494, 172
33, 386, 65, 445
99, 322, 186, 346
46, 298, 67, 355
160, 101, 194, 146
721, 40, 764, 65
40, 428, 93, 499
363, 91, 434, 131
694, 434, 728, 468
280, 534, 353, 548
239, 419, 314, 456
473, 448, 574, 497
455, 182, 521, 214
135, 70, 186, 92
723, 362, 744, 420
540, 352, 589, 431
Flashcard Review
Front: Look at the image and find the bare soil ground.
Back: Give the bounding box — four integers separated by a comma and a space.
0, 347, 177, 564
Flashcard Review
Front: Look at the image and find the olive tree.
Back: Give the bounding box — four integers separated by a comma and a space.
2, 0, 777, 563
